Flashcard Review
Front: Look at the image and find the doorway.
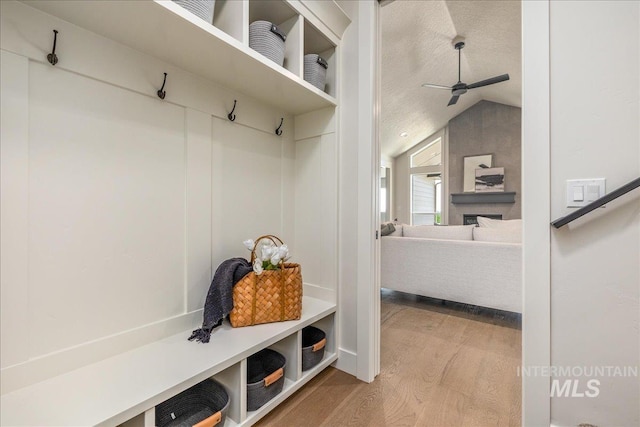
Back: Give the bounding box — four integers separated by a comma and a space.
377, 0, 524, 423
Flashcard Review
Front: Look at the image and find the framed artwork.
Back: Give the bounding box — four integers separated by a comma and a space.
476, 167, 505, 192
463, 154, 492, 192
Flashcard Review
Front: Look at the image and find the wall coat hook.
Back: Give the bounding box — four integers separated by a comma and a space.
275, 118, 284, 136
157, 73, 168, 99
228, 100, 237, 121
47, 30, 59, 66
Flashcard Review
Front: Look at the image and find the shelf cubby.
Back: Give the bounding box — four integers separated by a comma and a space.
303, 19, 337, 97
267, 333, 302, 383
212, 361, 245, 426
248, 0, 302, 78
213, 0, 247, 43
248, 0, 298, 30
300, 313, 336, 381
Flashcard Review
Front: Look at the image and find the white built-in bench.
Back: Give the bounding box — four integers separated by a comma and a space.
0, 296, 336, 427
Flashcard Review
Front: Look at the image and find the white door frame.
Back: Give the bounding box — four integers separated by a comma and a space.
364, 0, 553, 423
521, 1, 551, 425
356, 0, 381, 383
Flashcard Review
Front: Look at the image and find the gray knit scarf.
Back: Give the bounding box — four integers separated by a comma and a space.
188, 257, 253, 343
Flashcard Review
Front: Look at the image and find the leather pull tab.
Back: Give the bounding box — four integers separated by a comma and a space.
270, 24, 287, 42
316, 56, 328, 69
264, 367, 284, 387
193, 411, 222, 427
312, 338, 326, 352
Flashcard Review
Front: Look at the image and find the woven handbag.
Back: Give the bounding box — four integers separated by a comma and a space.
230, 235, 302, 327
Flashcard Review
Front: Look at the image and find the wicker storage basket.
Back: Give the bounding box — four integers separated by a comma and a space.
156, 379, 229, 427
303, 54, 328, 91
249, 21, 287, 66
172, 0, 216, 24
301, 326, 326, 371
247, 348, 286, 411
230, 235, 302, 328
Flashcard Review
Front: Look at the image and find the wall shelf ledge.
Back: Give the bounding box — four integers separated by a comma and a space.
451, 192, 516, 204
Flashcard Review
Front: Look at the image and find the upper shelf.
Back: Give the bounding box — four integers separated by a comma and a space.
24, 0, 338, 115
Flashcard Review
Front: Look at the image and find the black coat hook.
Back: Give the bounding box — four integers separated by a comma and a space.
228, 100, 237, 121
157, 73, 167, 99
47, 30, 59, 66
275, 118, 284, 136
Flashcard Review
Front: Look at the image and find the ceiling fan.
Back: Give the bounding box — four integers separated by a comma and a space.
422, 40, 510, 106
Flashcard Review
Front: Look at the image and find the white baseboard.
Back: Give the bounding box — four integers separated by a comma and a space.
1, 310, 202, 394
334, 347, 357, 376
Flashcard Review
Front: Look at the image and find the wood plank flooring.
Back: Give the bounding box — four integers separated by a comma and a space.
256, 290, 522, 427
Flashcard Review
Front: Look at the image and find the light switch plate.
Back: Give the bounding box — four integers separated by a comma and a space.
566, 178, 606, 208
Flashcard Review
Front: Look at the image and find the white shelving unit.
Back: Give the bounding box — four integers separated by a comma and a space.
24, 0, 338, 115
0, 297, 337, 426
1, 0, 349, 425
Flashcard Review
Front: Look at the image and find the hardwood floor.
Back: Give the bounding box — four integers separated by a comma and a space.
256, 290, 522, 427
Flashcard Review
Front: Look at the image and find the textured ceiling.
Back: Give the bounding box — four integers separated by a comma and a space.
381, 0, 522, 158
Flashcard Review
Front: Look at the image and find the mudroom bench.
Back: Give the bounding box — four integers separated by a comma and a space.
0, 296, 336, 427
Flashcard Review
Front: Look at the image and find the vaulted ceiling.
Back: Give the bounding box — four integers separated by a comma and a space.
381, 0, 522, 158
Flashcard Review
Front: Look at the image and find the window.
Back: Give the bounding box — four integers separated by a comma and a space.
409, 133, 446, 225
380, 166, 390, 222
411, 174, 441, 225
411, 138, 441, 168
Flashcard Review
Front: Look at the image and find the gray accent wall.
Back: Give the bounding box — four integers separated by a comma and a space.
448, 101, 521, 224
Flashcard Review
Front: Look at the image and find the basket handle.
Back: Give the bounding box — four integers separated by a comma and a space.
264, 367, 284, 387
312, 338, 326, 352
193, 411, 222, 427
250, 235, 285, 264
316, 56, 328, 69
270, 24, 287, 42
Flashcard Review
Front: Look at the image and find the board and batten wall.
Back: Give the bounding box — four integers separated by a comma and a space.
0, 0, 339, 394
549, 2, 639, 425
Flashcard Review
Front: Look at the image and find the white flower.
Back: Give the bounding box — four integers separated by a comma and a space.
270, 253, 281, 266
277, 244, 289, 259
261, 239, 275, 248
253, 259, 263, 275
243, 239, 255, 251
262, 245, 274, 260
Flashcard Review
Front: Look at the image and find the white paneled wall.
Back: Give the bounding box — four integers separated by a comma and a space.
0, 51, 30, 370
294, 132, 338, 299
185, 109, 213, 313
28, 61, 187, 355
211, 117, 294, 265
0, 1, 305, 393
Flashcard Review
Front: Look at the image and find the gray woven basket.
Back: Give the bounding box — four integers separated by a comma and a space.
172, 0, 216, 24
249, 21, 287, 66
247, 348, 286, 411
301, 326, 326, 371
303, 54, 328, 91
156, 379, 229, 427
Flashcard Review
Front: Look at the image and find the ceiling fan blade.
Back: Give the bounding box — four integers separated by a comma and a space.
448, 95, 460, 106
421, 83, 453, 90
467, 73, 510, 89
